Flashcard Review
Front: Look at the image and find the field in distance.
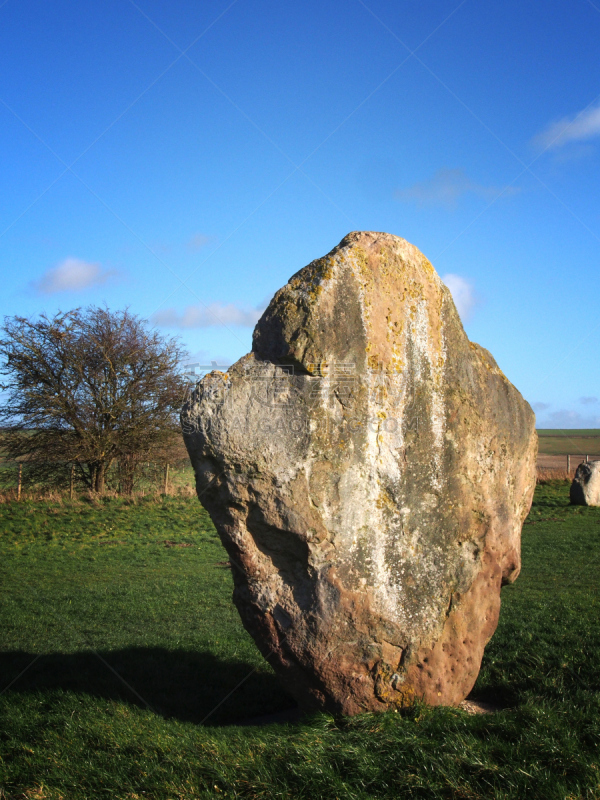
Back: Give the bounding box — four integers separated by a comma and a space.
537, 429, 600, 456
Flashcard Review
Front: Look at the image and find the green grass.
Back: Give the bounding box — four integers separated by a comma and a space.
1, 485, 599, 799
537, 429, 600, 456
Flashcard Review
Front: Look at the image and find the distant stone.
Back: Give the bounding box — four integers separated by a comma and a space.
181, 231, 537, 714
570, 461, 600, 506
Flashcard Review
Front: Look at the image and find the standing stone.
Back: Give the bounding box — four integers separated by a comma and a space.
182, 231, 537, 714
570, 461, 600, 506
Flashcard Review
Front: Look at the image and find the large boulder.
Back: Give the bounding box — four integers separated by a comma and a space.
182, 231, 537, 714
570, 461, 600, 506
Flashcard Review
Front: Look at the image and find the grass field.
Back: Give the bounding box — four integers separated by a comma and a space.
537, 429, 600, 456
0, 485, 599, 799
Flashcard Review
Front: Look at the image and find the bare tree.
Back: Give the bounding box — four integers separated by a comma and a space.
0, 307, 188, 493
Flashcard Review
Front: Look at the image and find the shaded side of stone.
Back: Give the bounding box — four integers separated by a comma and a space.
570, 461, 600, 506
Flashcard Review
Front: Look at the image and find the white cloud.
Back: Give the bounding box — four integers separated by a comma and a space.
152, 302, 264, 329
533, 103, 600, 150
580, 396, 598, 405
441, 273, 477, 321
395, 168, 519, 210
34, 258, 115, 294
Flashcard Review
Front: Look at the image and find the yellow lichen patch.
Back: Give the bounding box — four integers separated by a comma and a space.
373, 661, 415, 708
391, 356, 405, 373
376, 486, 396, 511
311, 256, 335, 282
469, 341, 510, 382
379, 249, 391, 277
421, 255, 435, 276
354, 247, 371, 283
393, 684, 416, 708
407, 279, 424, 300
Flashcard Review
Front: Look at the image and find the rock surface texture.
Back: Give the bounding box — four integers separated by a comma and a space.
570, 461, 600, 506
182, 232, 537, 714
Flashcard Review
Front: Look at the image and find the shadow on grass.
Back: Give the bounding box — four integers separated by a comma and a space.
0, 648, 296, 726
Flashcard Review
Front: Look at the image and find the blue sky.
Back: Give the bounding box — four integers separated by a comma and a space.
1, 0, 599, 428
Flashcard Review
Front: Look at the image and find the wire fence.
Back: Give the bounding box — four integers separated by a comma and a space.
536, 453, 599, 482
0, 459, 195, 502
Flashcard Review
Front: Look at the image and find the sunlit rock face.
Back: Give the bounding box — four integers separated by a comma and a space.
182, 231, 537, 714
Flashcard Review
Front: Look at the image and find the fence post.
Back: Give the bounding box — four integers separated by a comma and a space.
586, 455, 589, 463
567, 454, 570, 473
70, 464, 74, 500
17, 463, 22, 501
164, 463, 170, 494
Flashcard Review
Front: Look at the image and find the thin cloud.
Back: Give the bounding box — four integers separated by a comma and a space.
34, 258, 116, 294
533, 103, 600, 150
580, 396, 598, 405
152, 242, 172, 256
395, 168, 519, 210
550, 143, 596, 164
441, 273, 477, 321
185, 350, 232, 366
532, 402, 551, 412
152, 301, 264, 329
186, 233, 211, 252
543, 409, 600, 429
